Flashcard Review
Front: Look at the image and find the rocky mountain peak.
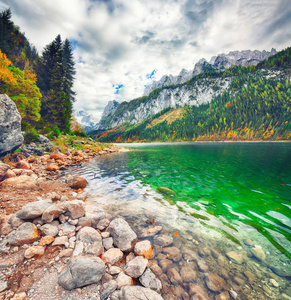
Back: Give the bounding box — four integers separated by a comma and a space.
144, 49, 277, 95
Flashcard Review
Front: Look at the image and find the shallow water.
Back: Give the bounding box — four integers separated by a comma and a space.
64, 142, 291, 299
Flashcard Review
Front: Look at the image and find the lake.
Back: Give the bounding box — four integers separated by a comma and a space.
65, 142, 291, 299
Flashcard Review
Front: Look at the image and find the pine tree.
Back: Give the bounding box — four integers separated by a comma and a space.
0, 9, 14, 58
36, 35, 75, 132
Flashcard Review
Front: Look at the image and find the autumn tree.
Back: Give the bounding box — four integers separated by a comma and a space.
0, 50, 42, 124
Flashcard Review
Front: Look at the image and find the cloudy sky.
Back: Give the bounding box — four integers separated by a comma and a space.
1, 0, 290, 120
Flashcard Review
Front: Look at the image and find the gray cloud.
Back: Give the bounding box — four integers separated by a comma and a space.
1, 0, 290, 120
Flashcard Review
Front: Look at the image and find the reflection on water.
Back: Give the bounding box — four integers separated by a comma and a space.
63, 143, 291, 299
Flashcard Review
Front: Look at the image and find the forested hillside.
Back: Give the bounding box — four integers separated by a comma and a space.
98, 47, 291, 142
0, 9, 76, 140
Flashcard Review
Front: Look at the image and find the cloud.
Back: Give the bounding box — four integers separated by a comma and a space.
2, 0, 290, 120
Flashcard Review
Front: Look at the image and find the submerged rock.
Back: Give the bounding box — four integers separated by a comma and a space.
226, 251, 245, 265
251, 246, 266, 261
157, 187, 175, 196
205, 273, 225, 292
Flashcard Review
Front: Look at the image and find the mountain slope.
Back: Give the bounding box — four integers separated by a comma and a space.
98, 47, 291, 142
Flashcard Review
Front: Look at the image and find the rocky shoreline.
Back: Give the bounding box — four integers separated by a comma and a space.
0, 142, 290, 300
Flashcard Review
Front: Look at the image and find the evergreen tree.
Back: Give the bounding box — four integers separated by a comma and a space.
0, 9, 14, 58
36, 35, 75, 132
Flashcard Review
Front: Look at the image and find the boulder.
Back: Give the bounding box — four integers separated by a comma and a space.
4, 169, 16, 179
103, 237, 114, 250
107, 218, 137, 252
124, 256, 148, 278
67, 175, 88, 189
139, 268, 162, 292
0, 163, 10, 181
120, 286, 163, 300
58, 256, 106, 290
0, 94, 24, 157
2, 222, 40, 246
16, 200, 52, 220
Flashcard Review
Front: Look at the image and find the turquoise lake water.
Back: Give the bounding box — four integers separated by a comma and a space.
122, 142, 291, 258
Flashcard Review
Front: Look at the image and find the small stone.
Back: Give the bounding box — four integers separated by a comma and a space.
167, 268, 183, 285
126, 252, 136, 264
124, 256, 148, 278
149, 263, 163, 276
163, 246, 182, 261
116, 272, 133, 289
226, 251, 244, 265
72, 241, 84, 256
24, 246, 45, 259
100, 280, 118, 300
103, 237, 114, 250
11, 292, 27, 300
59, 222, 76, 235
159, 259, 173, 272
59, 249, 73, 258
67, 176, 88, 189
0, 280, 8, 292
102, 248, 124, 265
140, 226, 163, 237
97, 218, 111, 231
153, 234, 173, 247
251, 246, 266, 261
189, 283, 209, 300
52, 236, 68, 246
39, 236, 54, 246
197, 259, 209, 272
109, 266, 123, 275
263, 285, 272, 296
269, 278, 279, 287
229, 290, 238, 299
134, 240, 154, 259
68, 219, 78, 226
244, 238, 254, 246
180, 266, 196, 282
215, 291, 230, 300
205, 273, 225, 292
101, 232, 110, 239
139, 268, 162, 292
244, 270, 256, 283
16, 160, 30, 170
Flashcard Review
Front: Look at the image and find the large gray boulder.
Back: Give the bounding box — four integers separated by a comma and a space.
0, 94, 24, 157
16, 200, 52, 220
120, 286, 163, 300
107, 218, 137, 252
58, 256, 106, 290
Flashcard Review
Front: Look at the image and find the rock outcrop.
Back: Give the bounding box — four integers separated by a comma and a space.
0, 94, 24, 157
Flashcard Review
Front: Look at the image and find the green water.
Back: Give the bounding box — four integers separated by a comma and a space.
122, 142, 291, 258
